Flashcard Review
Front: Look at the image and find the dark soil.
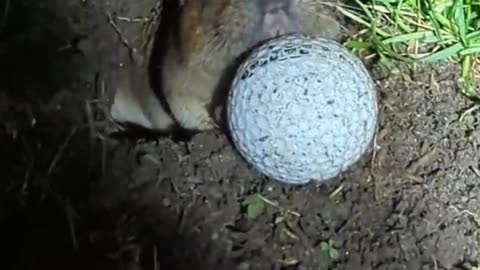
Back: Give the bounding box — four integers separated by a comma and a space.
1, 0, 480, 270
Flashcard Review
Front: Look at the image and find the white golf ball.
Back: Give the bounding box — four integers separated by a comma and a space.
227, 34, 378, 185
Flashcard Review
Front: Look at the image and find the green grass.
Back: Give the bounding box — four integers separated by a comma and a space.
334, 0, 480, 99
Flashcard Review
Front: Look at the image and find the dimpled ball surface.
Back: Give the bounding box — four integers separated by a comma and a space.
227, 34, 378, 185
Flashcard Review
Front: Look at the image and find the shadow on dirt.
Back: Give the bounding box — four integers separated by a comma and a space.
0, 1, 234, 269
0, 0, 85, 100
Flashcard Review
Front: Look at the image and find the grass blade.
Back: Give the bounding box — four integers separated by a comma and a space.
419, 42, 464, 62
382, 30, 439, 43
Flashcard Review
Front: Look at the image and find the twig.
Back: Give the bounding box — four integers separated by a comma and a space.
470, 166, 480, 178
47, 127, 79, 177
105, 9, 133, 50
329, 184, 344, 198
64, 199, 79, 250
459, 104, 480, 122
0, 0, 10, 34
370, 127, 380, 171
116, 16, 151, 23
448, 205, 480, 227
93, 72, 124, 132
85, 100, 97, 142
144, 154, 162, 166
21, 160, 33, 197
257, 194, 302, 217
153, 245, 158, 270
432, 255, 438, 270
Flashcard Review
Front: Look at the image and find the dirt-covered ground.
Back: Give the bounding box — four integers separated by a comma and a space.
1, 0, 480, 269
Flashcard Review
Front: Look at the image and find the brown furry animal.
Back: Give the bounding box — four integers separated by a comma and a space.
110, 0, 343, 132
